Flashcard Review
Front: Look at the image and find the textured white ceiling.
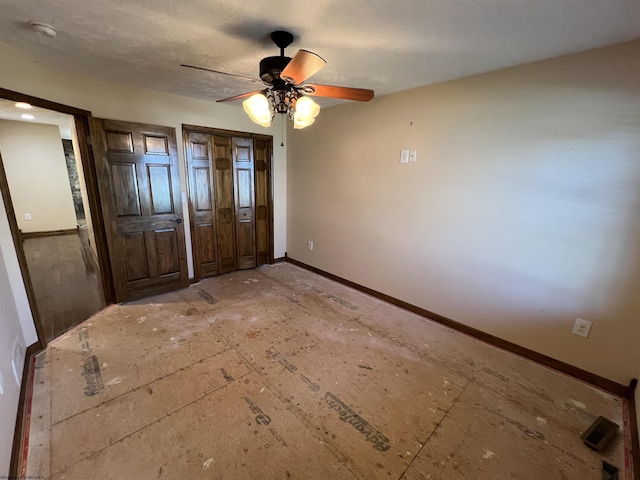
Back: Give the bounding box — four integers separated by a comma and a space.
1, 0, 639, 107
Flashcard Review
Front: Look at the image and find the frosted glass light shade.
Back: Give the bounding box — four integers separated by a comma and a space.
243, 93, 271, 127
293, 96, 320, 129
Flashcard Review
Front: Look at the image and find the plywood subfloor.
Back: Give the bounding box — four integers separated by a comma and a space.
26, 263, 627, 479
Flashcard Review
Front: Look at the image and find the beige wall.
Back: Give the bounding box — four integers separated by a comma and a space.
288, 40, 640, 386
0, 120, 78, 233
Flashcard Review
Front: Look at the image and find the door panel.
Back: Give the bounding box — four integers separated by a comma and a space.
92, 119, 189, 302
144, 134, 169, 155
106, 131, 134, 152
122, 232, 149, 281
254, 139, 270, 266
233, 137, 256, 270
153, 228, 180, 276
214, 136, 237, 274
111, 163, 142, 216
196, 223, 217, 264
194, 167, 212, 211
236, 169, 253, 208
186, 132, 218, 278
148, 165, 173, 214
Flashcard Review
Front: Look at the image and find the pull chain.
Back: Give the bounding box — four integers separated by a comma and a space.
281, 115, 285, 147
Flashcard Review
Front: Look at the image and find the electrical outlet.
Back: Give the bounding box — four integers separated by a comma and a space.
24, 213, 32, 221
572, 318, 593, 338
409, 150, 417, 162
307, 240, 314, 251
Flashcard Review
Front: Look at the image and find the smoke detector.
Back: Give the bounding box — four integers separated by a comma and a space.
30, 21, 57, 37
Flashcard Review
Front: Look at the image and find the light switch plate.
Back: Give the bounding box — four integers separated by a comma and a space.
400, 150, 409, 163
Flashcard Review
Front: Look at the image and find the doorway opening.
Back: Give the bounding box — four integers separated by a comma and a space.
0, 97, 107, 341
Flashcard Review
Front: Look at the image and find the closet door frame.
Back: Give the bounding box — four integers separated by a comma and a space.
182, 125, 274, 282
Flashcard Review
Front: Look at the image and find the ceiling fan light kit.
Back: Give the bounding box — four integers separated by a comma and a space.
182, 30, 374, 130
293, 95, 320, 129
243, 92, 272, 127
243, 89, 321, 129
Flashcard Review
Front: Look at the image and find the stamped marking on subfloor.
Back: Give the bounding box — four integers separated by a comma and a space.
79, 326, 92, 355
482, 367, 510, 383
325, 294, 359, 311
220, 368, 234, 382
322, 391, 391, 452
564, 402, 597, 422
243, 396, 288, 447
244, 396, 272, 425
197, 289, 218, 305
547, 442, 590, 467
267, 347, 298, 373
299, 374, 321, 392
82, 355, 104, 396
516, 382, 554, 403
79, 327, 89, 342
481, 405, 545, 441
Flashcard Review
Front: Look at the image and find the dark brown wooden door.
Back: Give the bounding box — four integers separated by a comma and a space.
91, 119, 189, 302
186, 132, 219, 278
213, 135, 237, 274
254, 139, 270, 266
232, 137, 257, 270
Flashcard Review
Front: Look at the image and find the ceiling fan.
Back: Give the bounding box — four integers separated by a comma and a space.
181, 30, 375, 129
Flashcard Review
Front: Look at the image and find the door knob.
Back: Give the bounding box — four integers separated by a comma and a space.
173, 218, 183, 224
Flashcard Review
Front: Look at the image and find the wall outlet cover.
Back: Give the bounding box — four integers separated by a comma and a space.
572, 318, 593, 338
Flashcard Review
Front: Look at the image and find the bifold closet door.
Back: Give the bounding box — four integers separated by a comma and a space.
186, 131, 219, 277
254, 139, 270, 266
232, 137, 257, 270
186, 129, 271, 280
213, 135, 237, 274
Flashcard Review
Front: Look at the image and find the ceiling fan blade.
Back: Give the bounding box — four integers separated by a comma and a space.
181, 64, 263, 84
217, 90, 264, 103
280, 50, 326, 85
303, 84, 375, 102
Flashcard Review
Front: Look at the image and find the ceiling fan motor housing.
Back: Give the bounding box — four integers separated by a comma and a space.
260, 56, 291, 84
